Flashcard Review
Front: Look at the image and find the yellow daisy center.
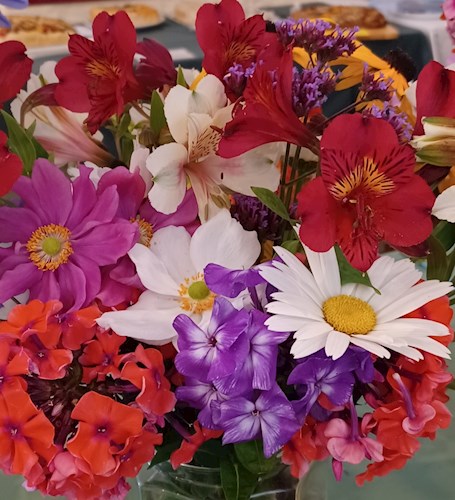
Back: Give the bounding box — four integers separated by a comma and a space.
131, 217, 153, 246
26, 224, 73, 271
322, 295, 376, 335
179, 272, 215, 314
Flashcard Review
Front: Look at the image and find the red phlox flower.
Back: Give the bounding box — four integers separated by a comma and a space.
54, 11, 141, 133
355, 449, 410, 486
0, 131, 23, 197
297, 114, 435, 271
0, 40, 32, 108
79, 329, 126, 382
0, 387, 55, 476
218, 49, 319, 158
115, 430, 162, 477
170, 421, 223, 470
67, 391, 144, 476
121, 344, 176, 417
59, 304, 101, 350
0, 339, 29, 393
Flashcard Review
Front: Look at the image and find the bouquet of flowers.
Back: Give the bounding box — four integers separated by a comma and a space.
0, 0, 454, 498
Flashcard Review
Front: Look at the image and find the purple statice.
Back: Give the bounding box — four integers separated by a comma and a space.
288, 348, 374, 422
359, 67, 393, 102
224, 62, 257, 98
292, 65, 337, 117
231, 193, 283, 242
0, 160, 138, 311
275, 18, 358, 63
213, 384, 300, 457
174, 297, 249, 382
365, 103, 413, 144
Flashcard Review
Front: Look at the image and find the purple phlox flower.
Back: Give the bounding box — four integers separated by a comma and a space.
359, 66, 393, 102
231, 193, 283, 242
288, 348, 374, 422
213, 384, 300, 457
275, 18, 358, 63
204, 263, 265, 298
176, 377, 228, 429
0, 160, 138, 311
224, 62, 257, 99
292, 65, 337, 117
364, 103, 413, 144
174, 297, 249, 382
214, 309, 290, 396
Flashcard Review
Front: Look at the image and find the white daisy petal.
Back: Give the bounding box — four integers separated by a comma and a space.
324, 330, 351, 360
294, 321, 335, 340
381, 344, 424, 361
269, 292, 323, 321
303, 245, 341, 299
291, 335, 328, 359
406, 338, 451, 359
347, 336, 391, 358
374, 318, 449, 337
265, 315, 306, 332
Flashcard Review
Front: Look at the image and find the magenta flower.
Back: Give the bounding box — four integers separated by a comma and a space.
0, 160, 138, 311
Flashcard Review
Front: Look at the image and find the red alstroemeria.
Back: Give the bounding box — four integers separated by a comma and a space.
0, 131, 23, 197
296, 114, 435, 271
54, 11, 141, 133
67, 391, 144, 476
0, 40, 32, 108
121, 344, 176, 417
414, 61, 455, 135
0, 387, 55, 476
218, 50, 318, 158
170, 421, 223, 469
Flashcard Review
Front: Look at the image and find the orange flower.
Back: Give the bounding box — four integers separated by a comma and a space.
67, 392, 144, 476
116, 430, 162, 477
0, 340, 29, 393
60, 305, 100, 350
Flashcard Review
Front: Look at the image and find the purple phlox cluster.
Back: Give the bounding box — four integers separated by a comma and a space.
230, 193, 283, 242
359, 66, 393, 102
212, 384, 300, 457
224, 62, 257, 98
292, 65, 337, 117
0, 160, 138, 312
275, 18, 358, 63
365, 102, 413, 144
288, 348, 374, 422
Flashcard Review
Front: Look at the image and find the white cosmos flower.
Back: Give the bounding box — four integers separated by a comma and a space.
97, 210, 260, 344
260, 246, 453, 361
146, 74, 280, 221
432, 186, 455, 223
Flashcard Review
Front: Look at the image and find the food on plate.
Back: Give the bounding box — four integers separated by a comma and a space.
90, 3, 161, 27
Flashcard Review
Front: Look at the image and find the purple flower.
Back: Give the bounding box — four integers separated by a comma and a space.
364, 103, 413, 144
204, 264, 266, 299
224, 62, 257, 98
213, 384, 300, 457
292, 65, 337, 117
0, 160, 138, 311
174, 297, 249, 382
359, 67, 393, 102
0, 0, 27, 28
214, 309, 290, 395
288, 348, 374, 421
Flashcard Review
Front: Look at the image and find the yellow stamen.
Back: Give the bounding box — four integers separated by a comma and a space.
178, 272, 215, 314
322, 295, 376, 335
26, 224, 73, 271
131, 217, 153, 246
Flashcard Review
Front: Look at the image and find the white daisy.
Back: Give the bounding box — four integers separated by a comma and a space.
259, 245, 453, 361
97, 209, 260, 344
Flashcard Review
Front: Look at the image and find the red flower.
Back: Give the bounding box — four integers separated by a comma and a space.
54, 11, 141, 133
116, 430, 162, 477
296, 114, 435, 271
170, 421, 223, 469
59, 304, 100, 350
0, 131, 23, 197
218, 50, 318, 158
0, 387, 55, 476
0, 41, 32, 108
67, 391, 144, 476
414, 61, 455, 135
0, 340, 29, 393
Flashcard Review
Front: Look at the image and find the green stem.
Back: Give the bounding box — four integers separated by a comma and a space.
279, 143, 291, 199
284, 146, 301, 209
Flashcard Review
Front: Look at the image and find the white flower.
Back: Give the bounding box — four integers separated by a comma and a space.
97, 210, 260, 344
432, 185, 455, 223
260, 246, 453, 361
146, 74, 280, 221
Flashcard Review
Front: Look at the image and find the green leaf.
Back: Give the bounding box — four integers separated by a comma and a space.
177, 66, 189, 88
281, 239, 302, 254
234, 441, 280, 476
220, 458, 258, 500
26, 121, 49, 160
150, 90, 166, 137
148, 428, 182, 468
335, 246, 380, 294
427, 235, 449, 280
433, 221, 455, 251
1, 110, 37, 175
251, 187, 294, 223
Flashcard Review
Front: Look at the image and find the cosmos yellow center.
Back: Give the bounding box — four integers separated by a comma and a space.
26, 224, 73, 271
131, 217, 153, 246
179, 273, 215, 314
322, 295, 376, 335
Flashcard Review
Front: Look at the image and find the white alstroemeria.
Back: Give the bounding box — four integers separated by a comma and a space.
67, 162, 111, 187
260, 245, 453, 361
11, 61, 112, 167
130, 142, 153, 194
97, 210, 260, 344
432, 186, 455, 223
411, 117, 455, 167
146, 74, 280, 221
